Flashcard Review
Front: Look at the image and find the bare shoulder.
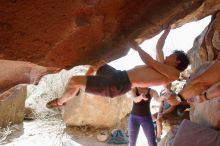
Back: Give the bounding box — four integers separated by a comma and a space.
163, 63, 180, 79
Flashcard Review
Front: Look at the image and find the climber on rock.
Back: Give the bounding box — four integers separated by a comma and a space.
46, 27, 190, 108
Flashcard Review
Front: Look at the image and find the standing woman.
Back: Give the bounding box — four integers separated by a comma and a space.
128, 87, 159, 146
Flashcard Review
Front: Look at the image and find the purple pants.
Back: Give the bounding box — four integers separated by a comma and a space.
128, 114, 157, 146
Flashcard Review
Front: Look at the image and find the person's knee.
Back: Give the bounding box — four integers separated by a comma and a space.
68, 76, 86, 88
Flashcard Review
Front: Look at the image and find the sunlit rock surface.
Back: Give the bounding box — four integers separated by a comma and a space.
173, 0, 220, 28
0, 85, 27, 128
63, 91, 132, 128
26, 65, 132, 128
0, 60, 60, 95
188, 11, 220, 70
185, 12, 220, 130
185, 62, 220, 129
190, 96, 220, 129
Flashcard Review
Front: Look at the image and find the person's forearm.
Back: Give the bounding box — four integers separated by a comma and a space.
180, 81, 208, 100
154, 96, 163, 102
206, 82, 220, 99
156, 29, 170, 62
136, 47, 179, 81
136, 47, 154, 65
156, 36, 166, 52
131, 41, 165, 69
156, 28, 170, 50
180, 61, 220, 100
158, 102, 163, 113
162, 106, 175, 115
129, 41, 154, 65
132, 41, 179, 80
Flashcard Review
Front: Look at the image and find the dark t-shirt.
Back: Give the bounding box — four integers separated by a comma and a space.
131, 88, 152, 116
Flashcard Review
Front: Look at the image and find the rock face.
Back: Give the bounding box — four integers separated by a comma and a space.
0, 60, 60, 95
186, 13, 220, 129
185, 62, 220, 129
0, 85, 27, 128
188, 11, 220, 70
158, 125, 180, 146
190, 96, 220, 129
63, 92, 132, 128
173, 0, 220, 28
26, 65, 132, 128
0, 0, 219, 68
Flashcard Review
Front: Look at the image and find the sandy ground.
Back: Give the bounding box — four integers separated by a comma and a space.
0, 109, 153, 146
0, 97, 165, 146
0, 89, 166, 146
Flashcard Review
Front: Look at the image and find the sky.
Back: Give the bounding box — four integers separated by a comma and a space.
109, 16, 211, 70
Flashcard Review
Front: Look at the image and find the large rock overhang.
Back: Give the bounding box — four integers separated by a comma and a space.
0, 0, 219, 68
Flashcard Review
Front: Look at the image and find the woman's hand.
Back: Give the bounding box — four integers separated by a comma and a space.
133, 94, 149, 103
166, 94, 181, 106
128, 40, 141, 51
